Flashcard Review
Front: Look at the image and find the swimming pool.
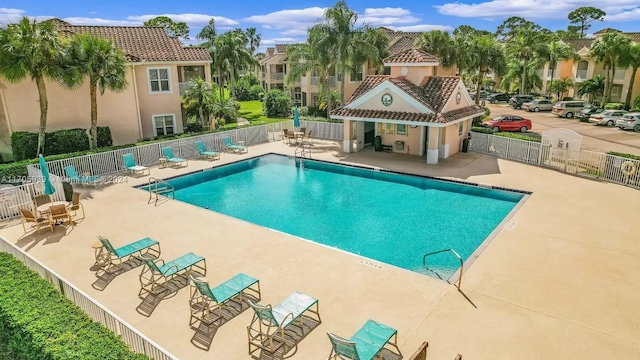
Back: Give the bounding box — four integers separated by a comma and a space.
153, 154, 525, 279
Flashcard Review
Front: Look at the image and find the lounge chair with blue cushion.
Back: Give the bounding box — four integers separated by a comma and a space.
195, 141, 220, 161
161, 147, 188, 167
122, 153, 149, 176
96, 235, 161, 274
246, 291, 321, 356
222, 137, 248, 154
64, 165, 102, 186
327, 320, 400, 360
138, 252, 206, 296
189, 273, 260, 327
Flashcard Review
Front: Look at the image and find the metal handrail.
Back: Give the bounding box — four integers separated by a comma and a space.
148, 177, 174, 203
422, 248, 464, 289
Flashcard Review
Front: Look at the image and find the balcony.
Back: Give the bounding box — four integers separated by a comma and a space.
575, 70, 588, 82
270, 72, 284, 81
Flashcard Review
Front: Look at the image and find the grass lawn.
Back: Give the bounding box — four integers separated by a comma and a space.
219, 100, 289, 130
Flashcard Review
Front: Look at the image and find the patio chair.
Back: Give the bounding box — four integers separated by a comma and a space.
195, 141, 220, 161
122, 153, 150, 176
19, 209, 52, 234
161, 147, 188, 167
95, 235, 161, 274
33, 194, 52, 207
69, 191, 84, 219
49, 204, 74, 228
189, 273, 260, 327
246, 291, 321, 356
222, 137, 248, 154
286, 130, 297, 144
282, 129, 289, 142
327, 320, 400, 360
64, 165, 102, 187
138, 252, 206, 297
306, 130, 313, 143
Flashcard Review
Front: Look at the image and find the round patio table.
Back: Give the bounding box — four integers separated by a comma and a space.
36, 201, 70, 216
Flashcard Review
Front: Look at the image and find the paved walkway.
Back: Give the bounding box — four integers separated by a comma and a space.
1, 140, 639, 360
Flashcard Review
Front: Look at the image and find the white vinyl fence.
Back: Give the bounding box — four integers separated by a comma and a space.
0, 236, 177, 360
0, 121, 344, 221
469, 132, 640, 190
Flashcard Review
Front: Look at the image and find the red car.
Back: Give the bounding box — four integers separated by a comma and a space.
483, 115, 532, 132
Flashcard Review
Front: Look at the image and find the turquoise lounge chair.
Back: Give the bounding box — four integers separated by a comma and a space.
247, 291, 321, 355
64, 165, 101, 186
189, 273, 260, 327
138, 252, 206, 296
222, 137, 248, 154
195, 141, 220, 161
122, 153, 149, 176
327, 320, 400, 360
161, 147, 188, 167
96, 235, 161, 274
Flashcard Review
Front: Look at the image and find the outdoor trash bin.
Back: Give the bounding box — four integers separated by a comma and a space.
462, 138, 470, 153
395, 140, 404, 150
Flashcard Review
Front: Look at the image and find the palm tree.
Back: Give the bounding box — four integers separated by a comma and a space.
590, 32, 632, 104
208, 87, 238, 127
547, 40, 578, 83
215, 30, 255, 99
505, 24, 551, 94
577, 74, 605, 104
548, 77, 574, 100
415, 30, 457, 74
245, 27, 261, 55
181, 78, 214, 127
0, 17, 63, 155
619, 43, 640, 109
466, 34, 506, 105
61, 34, 128, 149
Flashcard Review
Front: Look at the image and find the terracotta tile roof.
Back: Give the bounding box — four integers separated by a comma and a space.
275, 44, 288, 53
563, 39, 594, 51
435, 105, 485, 123
387, 77, 434, 110
420, 76, 461, 113
593, 28, 621, 35
267, 48, 275, 57
383, 48, 439, 64
623, 32, 640, 42
57, 23, 211, 62
386, 31, 422, 55
344, 75, 390, 103
331, 108, 435, 122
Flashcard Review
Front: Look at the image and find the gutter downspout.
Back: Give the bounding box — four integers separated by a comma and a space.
0, 86, 12, 134
131, 64, 144, 140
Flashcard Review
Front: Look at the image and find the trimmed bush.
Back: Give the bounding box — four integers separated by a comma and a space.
471, 127, 541, 142
97, 126, 113, 148
249, 84, 265, 100
44, 128, 89, 155
604, 102, 624, 110
10, 132, 39, 162
608, 151, 640, 161
11, 127, 113, 161
184, 122, 204, 133
263, 90, 292, 118
0, 253, 150, 360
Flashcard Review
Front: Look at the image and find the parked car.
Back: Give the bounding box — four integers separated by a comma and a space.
470, 89, 490, 100
509, 95, 535, 109
487, 93, 510, 103
589, 110, 628, 126
616, 113, 640, 132
580, 107, 604, 116
482, 115, 532, 132
552, 100, 591, 118
521, 99, 554, 112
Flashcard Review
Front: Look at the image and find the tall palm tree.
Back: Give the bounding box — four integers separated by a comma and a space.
590, 32, 632, 104
505, 24, 551, 94
619, 43, 640, 109
245, 27, 261, 55
501, 58, 543, 94
0, 17, 63, 155
181, 78, 214, 127
215, 30, 255, 99
547, 40, 578, 83
61, 34, 128, 149
466, 34, 506, 104
415, 30, 457, 74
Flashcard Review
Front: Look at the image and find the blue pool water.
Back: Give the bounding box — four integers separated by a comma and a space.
156, 155, 524, 279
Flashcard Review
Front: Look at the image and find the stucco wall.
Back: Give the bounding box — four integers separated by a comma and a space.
376, 124, 422, 155
134, 64, 184, 139
0, 89, 10, 156
445, 120, 471, 156
354, 87, 424, 112
390, 66, 434, 86
441, 80, 472, 111
2, 67, 140, 145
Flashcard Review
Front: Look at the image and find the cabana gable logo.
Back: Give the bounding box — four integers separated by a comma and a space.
381, 94, 393, 106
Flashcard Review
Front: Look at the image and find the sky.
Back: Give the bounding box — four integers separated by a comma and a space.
2, 0, 640, 52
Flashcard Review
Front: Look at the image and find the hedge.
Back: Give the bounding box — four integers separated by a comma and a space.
604, 103, 624, 110
11, 127, 113, 161
471, 127, 542, 143
0, 253, 150, 360
608, 151, 640, 161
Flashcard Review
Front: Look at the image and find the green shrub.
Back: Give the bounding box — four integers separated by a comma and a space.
604, 102, 624, 110
233, 75, 262, 101
263, 89, 292, 118
483, 106, 491, 117
184, 123, 204, 133
607, 151, 640, 161
45, 128, 89, 155
249, 84, 265, 100
0, 153, 3, 163
471, 126, 494, 134
307, 105, 328, 118
97, 126, 113, 147
470, 127, 541, 142
10, 132, 39, 161
0, 253, 150, 360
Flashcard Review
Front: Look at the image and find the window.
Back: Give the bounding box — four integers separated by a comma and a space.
458, 122, 463, 135
397, 124, 407, 135
336, 71, 343, 82
350, 66, 363, 82
376, 123, 394, 134
153, 114, 175, 136
148, 68, 171, 93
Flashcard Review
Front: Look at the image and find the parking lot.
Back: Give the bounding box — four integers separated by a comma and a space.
487, 103, 640, 155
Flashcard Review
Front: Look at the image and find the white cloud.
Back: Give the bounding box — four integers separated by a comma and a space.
390, 24, 452, 32
261, 37, 298, 45
126, 13, 238, 27
62, 17, 140, 26
281, 28, 308, 36
605, 7, 640, 21
0, 7, 51, 24
435, 0, 640, 20
359, 7, 419, 26
244, 7, 326, 34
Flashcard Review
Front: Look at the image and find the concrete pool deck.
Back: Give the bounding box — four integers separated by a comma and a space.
1, 139, 639, 359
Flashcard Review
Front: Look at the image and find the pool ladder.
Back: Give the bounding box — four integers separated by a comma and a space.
294, 140, 311, 169
423, 248, 463, 289
148, 177, 175, 204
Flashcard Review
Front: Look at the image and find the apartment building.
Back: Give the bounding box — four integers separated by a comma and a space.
258, 28, 456, 107
540, 29, 640, 103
